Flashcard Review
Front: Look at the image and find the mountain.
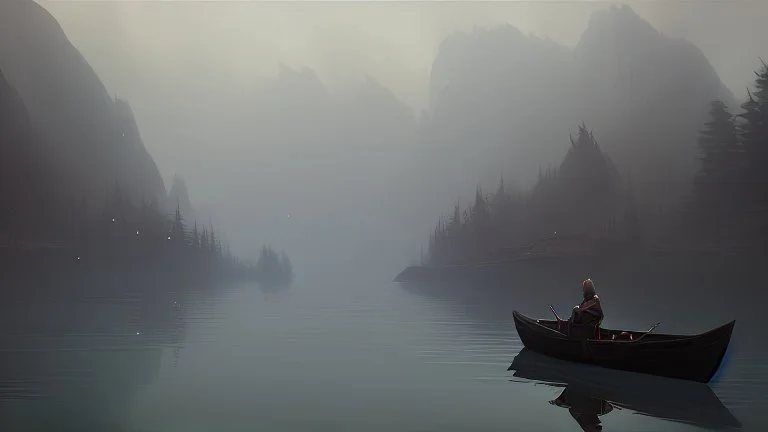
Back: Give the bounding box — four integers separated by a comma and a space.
0, 68, 53, 240
0, 0, 166, 204
166, 175, 194, 219
427, 25, 574, 198
426, 4, 735, 212
571, 4, 735, 208
193, 66, 426, 269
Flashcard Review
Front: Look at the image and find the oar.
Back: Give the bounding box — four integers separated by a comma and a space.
549, 304, 564, 322
549, 304, 566, 332
632, 322, 661, 342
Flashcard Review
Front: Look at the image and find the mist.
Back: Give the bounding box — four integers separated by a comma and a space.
36, 0, 768, 278
3, 1, 768, 431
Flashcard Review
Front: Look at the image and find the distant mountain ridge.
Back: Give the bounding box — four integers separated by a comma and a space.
427, 4, 736, 210
0, 0, 744, 269
166, 175, 194, 218
0, 0, 166, 205
180, 4, 739, 268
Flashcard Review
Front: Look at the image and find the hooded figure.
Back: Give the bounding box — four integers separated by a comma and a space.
570, 279, 603, 327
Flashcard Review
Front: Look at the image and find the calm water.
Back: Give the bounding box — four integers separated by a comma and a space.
1, 272, 766, 432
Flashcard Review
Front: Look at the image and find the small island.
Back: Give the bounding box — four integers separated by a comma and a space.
254, 245, 294, 289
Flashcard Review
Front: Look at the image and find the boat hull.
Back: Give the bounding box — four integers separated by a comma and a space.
512, 311, 734, 383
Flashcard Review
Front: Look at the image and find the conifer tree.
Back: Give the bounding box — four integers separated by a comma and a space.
170, 202, 186, 245
191, 221, 200, 248
200, 227, 209, 251
208, 223, 217, 255
689, 99, 741, 243
736, 63, 768, 239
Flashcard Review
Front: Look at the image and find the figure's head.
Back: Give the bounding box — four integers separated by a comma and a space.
582, 278, 596, 299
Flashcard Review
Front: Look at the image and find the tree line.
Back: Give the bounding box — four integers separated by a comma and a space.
685, 62, 768, 249
0, 181, 258, 287
425, 61, 768, 266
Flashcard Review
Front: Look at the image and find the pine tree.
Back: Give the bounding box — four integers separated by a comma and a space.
200, 227, 209, 251
191, 221, 200, 248
491, 175, 507, 219
471, 186, 491, 229
170, 202, 186, 244
696, 100, 740, 184
470, 186, 492, 259
735, 63, 768, 241
689, 100, 741, 243
208, 223, 217, 255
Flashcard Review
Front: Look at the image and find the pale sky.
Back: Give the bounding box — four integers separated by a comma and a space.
42, 1, 767, 112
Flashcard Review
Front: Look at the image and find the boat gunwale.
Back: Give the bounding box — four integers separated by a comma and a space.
512, 310, 735, 345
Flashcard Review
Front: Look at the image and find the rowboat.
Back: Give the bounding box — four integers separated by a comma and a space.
508, 348, 741, 430
512, 310, 735, 383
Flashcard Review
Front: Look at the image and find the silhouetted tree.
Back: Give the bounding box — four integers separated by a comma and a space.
688, 99, 741, 244
425, 125, 637, 265
255, 245, 293, 286
0, 66, 260, 288
170, 202, 186, 245
190, 221, 200, 249
732, 62, 768, 244
208, 223, 217, 255
200, 227, 209, 252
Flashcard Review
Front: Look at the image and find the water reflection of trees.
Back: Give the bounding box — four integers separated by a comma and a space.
0, 276, 219, 432
0, 170, 265, 431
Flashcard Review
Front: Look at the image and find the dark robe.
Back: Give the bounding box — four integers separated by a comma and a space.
570, 293, 603, 326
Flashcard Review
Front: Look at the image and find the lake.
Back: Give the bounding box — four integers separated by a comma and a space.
1, 269, 766, 431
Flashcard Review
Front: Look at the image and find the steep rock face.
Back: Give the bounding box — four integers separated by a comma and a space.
166, 175, 194, 218
427, 25, 574, 193
0, 0, 166, 204
571, 4, 735, 208
198, 66, 425, 268
427, 4, 734, 210
0, 68, 56, 239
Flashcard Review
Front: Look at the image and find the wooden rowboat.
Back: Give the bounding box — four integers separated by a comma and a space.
512, 310, 735, 383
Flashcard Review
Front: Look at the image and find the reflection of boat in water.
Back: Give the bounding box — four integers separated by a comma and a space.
508, 348, 742, 431
550, 386, 613, 432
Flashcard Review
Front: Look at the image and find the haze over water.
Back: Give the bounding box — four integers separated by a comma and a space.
2, 263, 766, 432
2, 1, 768, 431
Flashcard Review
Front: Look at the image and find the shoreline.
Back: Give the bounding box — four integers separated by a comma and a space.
395, 248, 764, 284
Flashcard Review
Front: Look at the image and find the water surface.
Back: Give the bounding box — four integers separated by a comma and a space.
1, 273, 766, 431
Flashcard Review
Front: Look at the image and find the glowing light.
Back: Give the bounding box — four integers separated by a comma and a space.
136, 332, 141, 336
76, 256, 80, 260
112, 218, 115, 223
167, 236, 171, 240
136, 231, 140, 236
